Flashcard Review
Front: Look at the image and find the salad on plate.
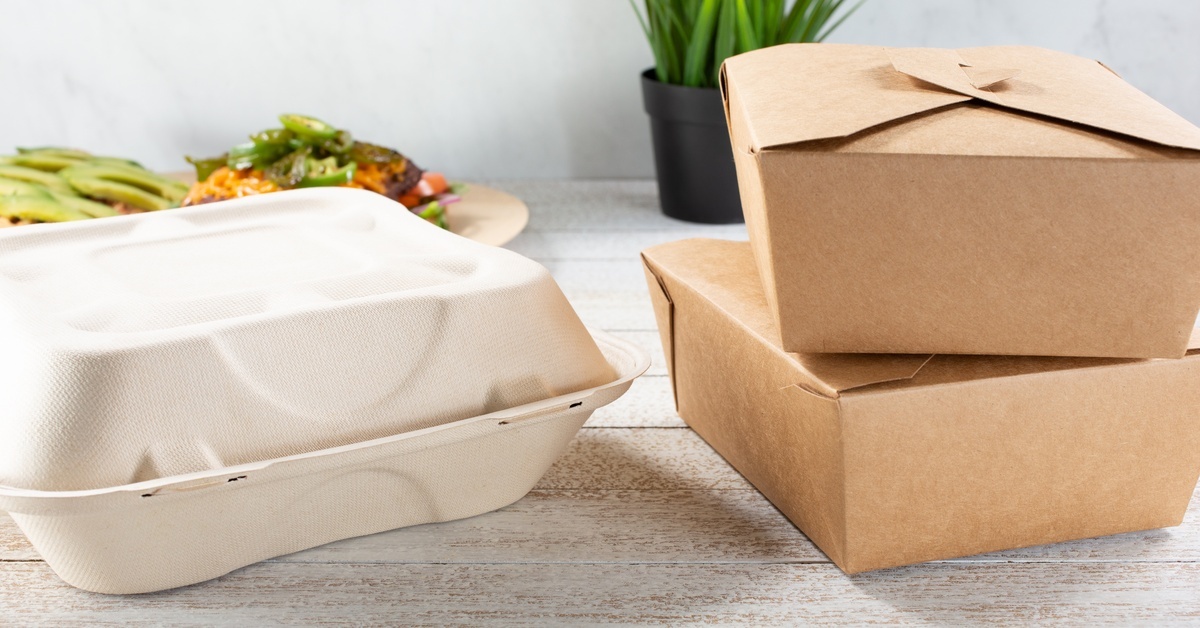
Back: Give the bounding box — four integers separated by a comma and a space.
185, 114, 460, 228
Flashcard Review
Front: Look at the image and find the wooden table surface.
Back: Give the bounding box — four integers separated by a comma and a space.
2, 180, 1198, 625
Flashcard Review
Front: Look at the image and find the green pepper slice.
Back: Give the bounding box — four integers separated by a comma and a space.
250, 128, 296, 147
279, 114, 338, 141
264, 146, 311, 188
318, 130, 354, 156
227, 142, 288, 171
348, 141, 404, 165
186, 154, 229, 181
297, 157, 356, 188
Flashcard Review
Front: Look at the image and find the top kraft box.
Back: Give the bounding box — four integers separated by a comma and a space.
720, 44, 1200, 359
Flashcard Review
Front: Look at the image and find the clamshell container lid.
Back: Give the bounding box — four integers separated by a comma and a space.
0, 188, 616, 492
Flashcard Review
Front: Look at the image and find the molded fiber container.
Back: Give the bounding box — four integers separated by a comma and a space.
0, 188, 647, 593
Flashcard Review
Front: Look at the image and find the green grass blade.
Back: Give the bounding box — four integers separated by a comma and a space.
630, 0, 651, 39
634, 0, 864, 86
734, 0, 760, 54
796, 0, 834, 42
746, 0, 765, 46
682, 0, 721, 87
763, 0, 784, 45
781, 0, 816, 43
712, 0, 738, 86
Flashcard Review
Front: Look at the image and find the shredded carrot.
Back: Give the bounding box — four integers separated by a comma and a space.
182, 167, 280, 206
184, 160, 416, 206
347, 163, 389, 195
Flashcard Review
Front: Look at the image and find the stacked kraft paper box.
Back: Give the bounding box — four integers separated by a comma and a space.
642, 44, 1200, 573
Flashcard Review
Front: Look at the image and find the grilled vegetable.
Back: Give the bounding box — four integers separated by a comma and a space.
264, 146, 311, 188
279, 114, 338, 140
186, 154, 227, 181
227, 142, 289, 171
182, 113, 459, 229
298, 157, 356, 187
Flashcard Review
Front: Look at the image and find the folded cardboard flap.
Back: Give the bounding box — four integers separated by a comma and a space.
642, 258, 678, 409
721, 43, 1200, 153
958, 65, 1021, 90
642, 240, 930, 399
887, 46, 1200, 151
721, 44, 968, 151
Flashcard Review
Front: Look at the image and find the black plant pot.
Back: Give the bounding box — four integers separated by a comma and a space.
640, 68, 743, 224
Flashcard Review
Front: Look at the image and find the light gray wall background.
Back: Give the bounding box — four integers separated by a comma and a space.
0, 0, 1196, 179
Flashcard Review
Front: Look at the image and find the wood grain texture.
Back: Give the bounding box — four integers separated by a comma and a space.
508, 229, 747, 261
585, 376, 683, 428
2, 562, 1199, 626
3, 431, 1195, 564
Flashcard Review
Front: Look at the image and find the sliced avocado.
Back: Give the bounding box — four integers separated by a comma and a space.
64, 177, 173, 211
9, 153, 88, 172
61, 163, 187, 203
0, 176, 55, 198
48, 191, 119, 218
0, 165, 74, 195
17, 147, 93, 159
89, 156, 146, 169
0, 195, 90, 223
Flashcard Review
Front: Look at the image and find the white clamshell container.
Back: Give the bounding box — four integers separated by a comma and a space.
0, 188, 647, 594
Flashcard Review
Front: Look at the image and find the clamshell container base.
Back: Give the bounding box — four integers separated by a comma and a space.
0, 188, 647, 593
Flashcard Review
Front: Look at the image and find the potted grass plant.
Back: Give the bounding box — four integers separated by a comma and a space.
632, 0, 862, 223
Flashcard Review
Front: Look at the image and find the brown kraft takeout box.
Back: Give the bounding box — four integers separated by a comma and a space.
642, 238, 1200, 573
720, 44, 1200, 359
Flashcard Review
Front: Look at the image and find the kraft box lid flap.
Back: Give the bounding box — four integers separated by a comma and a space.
721, 43, 1200, 153
642, 239, 929, 399
643, 239, 1200, 398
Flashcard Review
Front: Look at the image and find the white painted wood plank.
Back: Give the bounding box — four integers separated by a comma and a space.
483, 179, 711, 232
253, 482, 1200, 567
585, 376, 682, 428
5, 483, 1198, 566
276, 488, 819, 565
3, 561, 1199, 626
5, 428, 1197, 564
544, 257, 657, 331
507, 229, 746, 261
535, 428, 751, 491
0, 428, 747, 561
